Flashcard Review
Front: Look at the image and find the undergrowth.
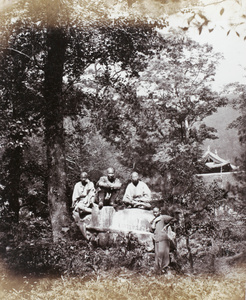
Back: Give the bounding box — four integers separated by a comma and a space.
0, 217, 155, 276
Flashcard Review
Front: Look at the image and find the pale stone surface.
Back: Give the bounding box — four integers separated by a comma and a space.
85, 207, 155, 250
110, 208, 153, 232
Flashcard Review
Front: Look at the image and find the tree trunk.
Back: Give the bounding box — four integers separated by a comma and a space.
44, 28, 70, 242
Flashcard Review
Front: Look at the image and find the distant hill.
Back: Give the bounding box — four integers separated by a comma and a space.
202, 104, 242, 164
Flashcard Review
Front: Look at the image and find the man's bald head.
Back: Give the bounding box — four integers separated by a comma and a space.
107, 167, 115, 181
80, 172, 88, 185
131, 172, 139, 185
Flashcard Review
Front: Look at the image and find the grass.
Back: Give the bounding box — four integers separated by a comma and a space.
1, 261, 245, 300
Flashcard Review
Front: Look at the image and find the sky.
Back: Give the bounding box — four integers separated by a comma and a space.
166, 0, 246, 91
189, 27, 246, 91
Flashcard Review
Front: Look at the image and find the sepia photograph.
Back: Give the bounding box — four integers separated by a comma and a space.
0, 0, 245, 299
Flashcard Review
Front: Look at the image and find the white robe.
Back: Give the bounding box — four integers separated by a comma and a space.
123, 181, 151, 203
72, 180, 95, 208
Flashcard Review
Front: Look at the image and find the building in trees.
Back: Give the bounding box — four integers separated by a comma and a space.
201, 147, 237, 173
196, 147, 238, 188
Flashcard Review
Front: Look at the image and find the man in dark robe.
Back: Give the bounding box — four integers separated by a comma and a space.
96, 167, 122, 209
150, 207, 174, 273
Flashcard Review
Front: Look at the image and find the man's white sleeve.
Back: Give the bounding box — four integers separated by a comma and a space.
123, 184, 132, 202
142, 182, 151, 201
72, 183, 79, 205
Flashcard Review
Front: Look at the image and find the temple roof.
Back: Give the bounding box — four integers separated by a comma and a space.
201, 147, 237, 171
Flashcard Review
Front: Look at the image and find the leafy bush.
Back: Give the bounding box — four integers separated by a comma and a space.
0, 216, 155, 277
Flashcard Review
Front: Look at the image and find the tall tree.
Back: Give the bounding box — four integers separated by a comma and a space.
44, 27, 70, 241
0, 1, 71, 237
135, 35, 227, 181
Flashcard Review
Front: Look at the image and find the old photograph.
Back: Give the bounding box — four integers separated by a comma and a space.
0, 0, 245, 299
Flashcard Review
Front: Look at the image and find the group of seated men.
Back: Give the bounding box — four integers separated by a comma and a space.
72, 167, 152, 218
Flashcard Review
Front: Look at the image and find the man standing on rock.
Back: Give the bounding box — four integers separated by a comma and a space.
150, 207, 175, 274
96, 167, 122, 209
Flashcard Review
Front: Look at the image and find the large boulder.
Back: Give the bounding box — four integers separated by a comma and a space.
84, 206, 155, 250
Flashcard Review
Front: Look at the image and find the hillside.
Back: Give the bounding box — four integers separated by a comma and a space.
202, 104, 242, 164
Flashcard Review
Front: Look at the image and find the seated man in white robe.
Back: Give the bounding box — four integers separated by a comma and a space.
72, 172, 95, 221
122, 172, 151, 209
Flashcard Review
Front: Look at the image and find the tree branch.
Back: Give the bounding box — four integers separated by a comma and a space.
0, 47, 31, 59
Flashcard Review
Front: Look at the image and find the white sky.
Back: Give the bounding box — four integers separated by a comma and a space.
188, 27, 246, 91
166, 0, 246, 91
